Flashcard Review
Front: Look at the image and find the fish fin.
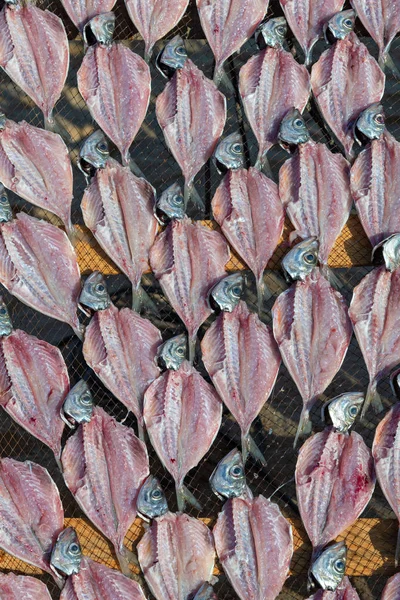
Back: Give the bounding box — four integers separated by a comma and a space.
127, 155, 146, 178
73, 324, 85, 341
268, 476, 295, 500
131, 284, 159, 316
116, 546, 137, 577
177, 484, 202, 512
379, 51, 400, 79
66, 223, 81, 247
137, 420, 145, 442
294, 407, 312, 449
361, 381, 383, 419
304, 49, 312, 68
254, 153, 273, 178
213, 64, 235, 93
396, 526, 400, 567
242, 433, 267, 467
321, 264, 342, 290
188, 334, 197, 364
44, 114, 72, 144
184, 182, 205, 216
256, 275, 266, 316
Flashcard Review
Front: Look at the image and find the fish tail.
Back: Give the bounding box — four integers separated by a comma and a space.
213, 64, 235, 93
362, 380, 383, 419
184, 182, 205, 216
116, 545, 136, 578
54, 454, 63, 473
294, 407, 312, 449
396, 526, 400, 567
254, 153, 273, 178
73, 323, 85, 341
144, 45, 153, 64
176, 483, 202, 512
137, 420, 145, 443
256, 275, 265, 316
304, 48, 313, 69
188, 334, 197, 364
242, 432, 267, 466
44, 113, 72, 143
127, 155, 145, 178
379, 49, 400, 79
320, 264, 342, 290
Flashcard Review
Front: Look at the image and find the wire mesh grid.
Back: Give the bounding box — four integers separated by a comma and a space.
1, 0, 400, 598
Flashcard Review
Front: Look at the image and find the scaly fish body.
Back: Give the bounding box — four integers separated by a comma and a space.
60, 0, 117, 32
0, 574, 52, 600
311, 32, 385, 160
213, 495, 293, 600
307, 577, 360, 599
382, 572, 400, 599
138, 511, 215, 600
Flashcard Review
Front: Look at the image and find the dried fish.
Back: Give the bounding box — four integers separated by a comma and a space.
307, 576, 360, 599
0, 573, 52, 600
381, 572, 400, 599
61, 0, 117, 32
310, 543, 347, 592
51, 527, 82, 577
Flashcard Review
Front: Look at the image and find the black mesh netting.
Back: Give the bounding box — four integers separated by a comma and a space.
1, 0, 400, 598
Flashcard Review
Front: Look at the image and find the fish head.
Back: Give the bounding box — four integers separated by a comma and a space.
79, 271, 111, 311
137, 475, 169, 519
327, 392, 364, 432
390, 367, 400, 399
157, 333, 187, 370
325, 9, 355, 41
209, 273, 244, 312
256, 17, 288, 49
50, 527, 82, 576
355, 103, 385, 143
0, 185, 12, 223
155, 182, 186, 223
78, 130, 109, 182
278, 108, 310, 148
213, 132, 245, 173
84, 12, 115, 46
282, 238, 319, 282
311, 542, 347, 591
0, 111, 6, 130
156, 35, 188, 78
194, 583, 218, 600
372, 233, 400, 272
63, 380, 94, 425
210, 448, 247, 499
0, 297, 13, 337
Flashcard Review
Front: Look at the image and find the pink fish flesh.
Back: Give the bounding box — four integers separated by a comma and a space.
82, 303, 161, 437
137, 511, 215, 600
0, 2, 69, 126
272, 269, 352, 446
213, 495, 293, 600
60, 0, 117, 32
0, 573, 52, 600
0, 118, 74, 236
306, 577, 361, 599
212, 166, 284, 312
349, 266, 400, 417
381, 572, 400, 600
0, 458, 64, 586
296, 428, 375, 558
0, 213, 83, 338
62, 406, 149, 575
196, 0, 269, 83
311, 32, 385, 160
149, 216, 229, 361
143, 360, 222, 510
279, 139, 352, 265
124, 0, 189, 60
239, 46, 310, 170
280, 0, 345, 65
201, 300, 281, 463
156, 59, 226, 206
78, 43, 151, 166
350, 130, 400, 247
0, 328, 69, 462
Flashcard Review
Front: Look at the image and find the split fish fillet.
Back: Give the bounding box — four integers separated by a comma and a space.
0, 573, 52, 600
307, 577, 361, 599
60, 0, 117, 32
381, 573, 400, 599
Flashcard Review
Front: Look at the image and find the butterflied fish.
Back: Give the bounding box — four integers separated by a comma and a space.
0, 0, 69, 128
138, 512, 215, 600
82, 298, 162, 439
0, 212, 83, 338
0, 573, 52, 600
51, 527, 82, 577
209, 448, 251, 500
60, 0, 117, 32
62, 406, 149, 576
137, 475, 169, 520
149, 216, 229, 362
124, 0, 189, 62
296, 428, 375, 564
78, 13, 151, 167
196, 0, 269, 86
201, 300, 281, 464
239, 43, 310, 172
272, 261, 352, 446
381, 573, 400, 599
212, 143, 284, 313
279, 109, 352, 267
143, 360, 222, 511
156, 333, 187, 371
310, 543, 347, 591
62, 379, 94, 427
60, 555, 147, 600
311, 12, 385, 160
351, 104, 400, 248
81, 156, 158, 311
213, 495, 293, 600
156, 58, 226, 212
0, 458, 64, 587
0, 116, 74, 236
280, 0, 345, 65
307, 577, 360, 599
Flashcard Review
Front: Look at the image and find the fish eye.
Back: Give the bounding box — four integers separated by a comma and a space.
343, 18, 353, 28
335, 559, 345, 572
176, 346, 185, 356
80, 392, 92, 405
151, 489, 162, 500
95, 283, 105, 293
0, 308, 6, 315
231, 143, 243, 154
0, 196, 8, 203
276, 25, 286, 35
230, 465, 244, 478
374, 113, 384, 124
105, 21, 114, 32
176, 46, 187, 56
349, 405, 358, 416
173, 194, 184, 205
303, 252, 317, 265
69, 543, 81, 555
231, 285, 242, 297
294, 118, 305, 129
96, 142, 108, 154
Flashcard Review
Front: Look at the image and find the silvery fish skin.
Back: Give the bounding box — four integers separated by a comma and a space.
214, 132, 245, 171
0, 295, 13, 336
0, 459, 64, 586
79, 271, 111, 311
62, 380, 94, 426
156, 333, 187, 371
0, 573, 52, 600
137, 475, 168, 520
272, 269, 353, 446
79, 130, 110, 171
296, 429, 375, 559
0, 118, 74, 236
311, 29, 385, 160
144, 360, 222, 511
213, 495, 293, 600
373, 234, 400, 272
60, 0, 117, 32
60, 556, 147, 600
278, 108, 311, 146
279, 0, 345, 65
194, 583, 218, 600
157, 35, 188, 74
84, 11, 115, 45
381, 572, 400, 600
138, 512, 215, 600
327, 392, 364, 433
281, 238, 319, 282
51, 527, 82, 577
196, 0, 269, 85
306, 577, 361, 600
0, 184, 12, 223
239, 45, 310, 170
209, 448, 248, 499
0, 1, 69, 125
209, 273, 244, 312
256, 17, 287, 49
355, 103, 385, 141
156, 182, 185, 223
311, 543, 347, 591
326, 9, 356, 40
